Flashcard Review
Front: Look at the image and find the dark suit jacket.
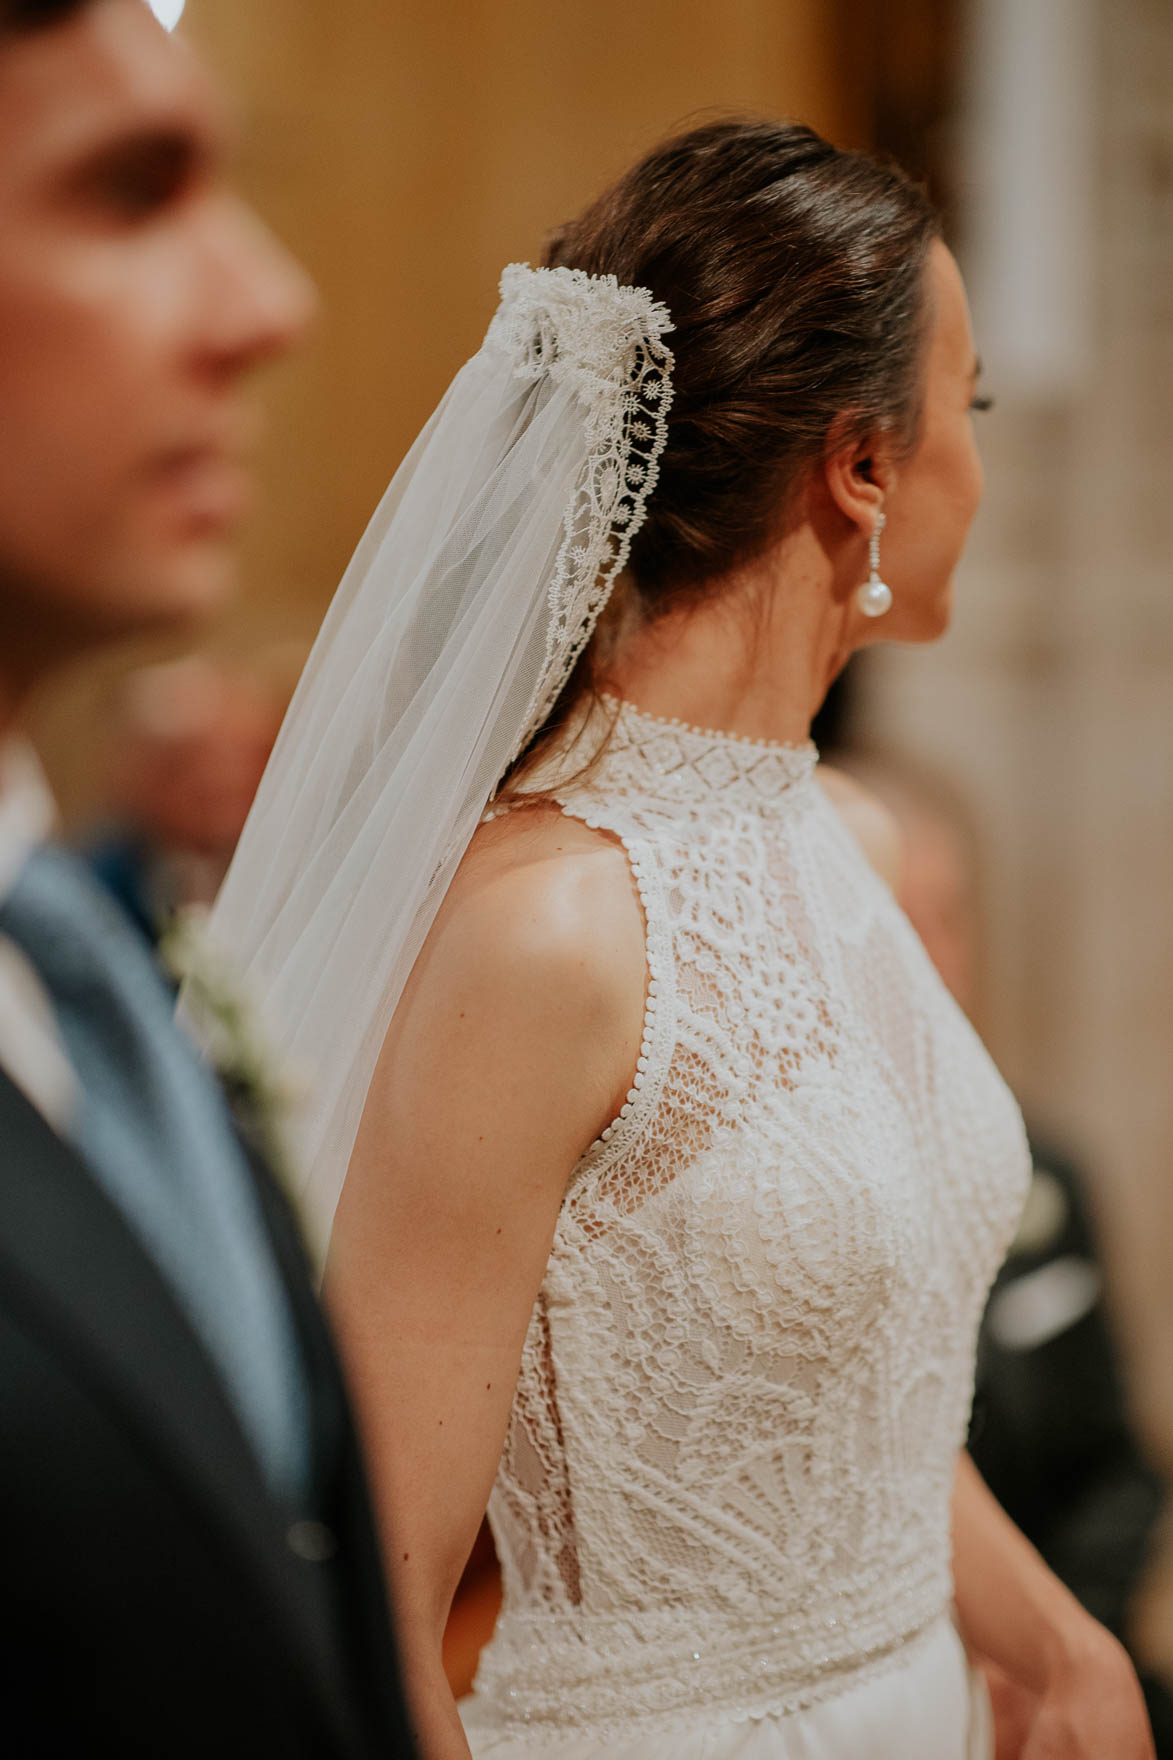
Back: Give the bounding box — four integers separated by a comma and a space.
0, 1069, 417, 1759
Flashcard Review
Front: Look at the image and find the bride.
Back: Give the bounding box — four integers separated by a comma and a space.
206, 120, 1154, 1758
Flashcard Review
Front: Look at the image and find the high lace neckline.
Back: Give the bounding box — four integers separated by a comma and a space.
592, 693, 818, 810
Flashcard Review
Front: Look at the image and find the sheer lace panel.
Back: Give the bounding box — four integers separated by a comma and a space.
472, 701, 1030, 1740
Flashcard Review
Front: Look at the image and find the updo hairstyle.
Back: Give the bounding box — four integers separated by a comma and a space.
508, 116, 941, 788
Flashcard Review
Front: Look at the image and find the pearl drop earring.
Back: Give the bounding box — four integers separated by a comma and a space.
857, 511, 892, 618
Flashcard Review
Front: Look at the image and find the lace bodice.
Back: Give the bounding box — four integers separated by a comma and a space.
468, 700, 1030, 1742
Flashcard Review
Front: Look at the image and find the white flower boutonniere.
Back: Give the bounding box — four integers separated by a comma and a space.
161, 906, 305, 1208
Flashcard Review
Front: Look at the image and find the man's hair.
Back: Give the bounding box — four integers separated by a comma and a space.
0, 0, 92, 32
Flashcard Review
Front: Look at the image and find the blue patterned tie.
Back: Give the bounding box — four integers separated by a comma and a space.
0, 845, 310, 1507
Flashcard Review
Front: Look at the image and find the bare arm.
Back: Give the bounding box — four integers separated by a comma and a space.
952, 1451, 1154, 1758
326, 818, 647, 1758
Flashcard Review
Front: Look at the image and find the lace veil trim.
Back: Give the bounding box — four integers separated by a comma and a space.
490, 265, 676, 770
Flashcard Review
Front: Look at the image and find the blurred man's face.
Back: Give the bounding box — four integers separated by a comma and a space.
0, 1, 314, 675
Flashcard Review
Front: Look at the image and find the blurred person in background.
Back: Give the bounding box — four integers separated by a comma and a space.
0, 2, 414, 1754
85, 655, 287, 947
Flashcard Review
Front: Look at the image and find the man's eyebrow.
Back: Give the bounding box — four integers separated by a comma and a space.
971, 355, 983, 380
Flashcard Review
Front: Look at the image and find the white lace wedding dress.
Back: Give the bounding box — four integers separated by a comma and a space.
460, 698, 1030, 1759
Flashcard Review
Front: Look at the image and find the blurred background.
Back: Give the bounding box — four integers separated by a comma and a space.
32, 0, 1173, 1715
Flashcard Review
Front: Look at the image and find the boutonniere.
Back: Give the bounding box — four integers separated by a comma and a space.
160, 905, 305, 1208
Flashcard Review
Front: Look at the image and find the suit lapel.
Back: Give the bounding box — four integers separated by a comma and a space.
0, 1071, 357, 1744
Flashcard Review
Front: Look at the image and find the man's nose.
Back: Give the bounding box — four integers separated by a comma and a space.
199, 198, 318, 378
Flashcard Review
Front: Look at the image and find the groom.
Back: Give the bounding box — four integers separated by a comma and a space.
0, 3, 416, 1755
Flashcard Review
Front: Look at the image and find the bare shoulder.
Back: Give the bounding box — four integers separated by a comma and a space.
393, 803, 649, 1115
817, 764, 904, 890
435, 803, 647, 1002
355, 802, 650, 1194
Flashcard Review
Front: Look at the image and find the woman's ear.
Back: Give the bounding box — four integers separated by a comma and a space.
823, 427, 899, 536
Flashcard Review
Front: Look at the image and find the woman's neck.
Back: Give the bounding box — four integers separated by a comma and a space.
603, 528, 854, 747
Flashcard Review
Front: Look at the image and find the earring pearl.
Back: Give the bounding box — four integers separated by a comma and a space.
857, 511, 892, 618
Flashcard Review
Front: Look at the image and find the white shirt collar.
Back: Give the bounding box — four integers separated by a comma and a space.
0, 738, 57, 902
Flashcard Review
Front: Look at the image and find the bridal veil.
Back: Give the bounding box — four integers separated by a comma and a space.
199, 265, 675, 1263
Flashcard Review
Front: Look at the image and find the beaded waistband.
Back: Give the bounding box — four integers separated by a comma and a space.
465, 1561, 950, 1741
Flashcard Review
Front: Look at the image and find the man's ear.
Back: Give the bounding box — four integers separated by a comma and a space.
823, 426, 899, 537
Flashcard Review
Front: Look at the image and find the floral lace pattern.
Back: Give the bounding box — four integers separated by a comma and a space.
465, 701, 1031, 1745
487, 266, 676, 770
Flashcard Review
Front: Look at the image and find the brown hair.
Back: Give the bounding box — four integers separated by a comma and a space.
505, 116, 940, 795
0, 0, 90, 29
